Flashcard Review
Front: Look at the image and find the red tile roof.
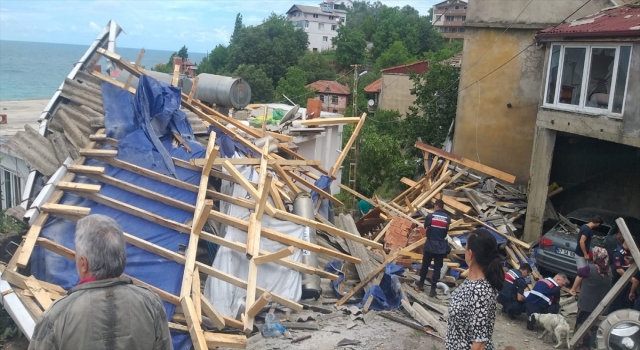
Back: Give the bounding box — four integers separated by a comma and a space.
306, 80, 351, 95
537, 5, 640, 40
380, 60, 429, 75
363, 78, 382, 93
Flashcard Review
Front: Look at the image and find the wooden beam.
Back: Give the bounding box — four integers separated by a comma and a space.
221, 160, 276, 217
253, 246, 295, 265
78, 149, 118, 157
22, 276, 53, 310
298, 117, 361, 126
277, 145, 330, 177
287, 170, 343, 206
56, 181, 101, 193
181, 296, 208, 350
401, 177, 418, 187
204, 332, 248, 349
269, 180, 286, 211
335, 252, 397, 306
261, 105, 268, 136
434, 195, 473, 214
67, 164, 105, 175
41, 203, 90, 217
187, 76, 199, 104
373, 222, 391, 243
201, 297, 226, 330
272, 162, 301, 195
463, 214, 531, 250
247, 291, 272, 318
171, 64, 181, 87
89, 134, 119, 147
190, 158, 321, 167
415, 141, 516, 183
330, 113, 366, 178
124, 48, 145, 90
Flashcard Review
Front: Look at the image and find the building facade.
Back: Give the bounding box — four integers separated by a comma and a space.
432, 0, 468, 41
364, 61, 429, 118
286, 3, 347, 52
306, 80, 351, 114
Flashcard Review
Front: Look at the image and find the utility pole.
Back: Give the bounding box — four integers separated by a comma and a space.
348, 64, 361, 211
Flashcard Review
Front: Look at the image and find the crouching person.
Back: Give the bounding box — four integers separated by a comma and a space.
29, 214, 173, 350
497, 263, 532, 319
526, 273, 568, 330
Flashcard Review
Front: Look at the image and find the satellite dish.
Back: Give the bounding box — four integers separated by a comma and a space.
280, 105, 300, 125
368, 99, 375, 106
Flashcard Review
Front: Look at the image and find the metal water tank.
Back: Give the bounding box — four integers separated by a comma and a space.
114, 70, 178, 89
183, 74, 251, 110
292, 192, 321, 300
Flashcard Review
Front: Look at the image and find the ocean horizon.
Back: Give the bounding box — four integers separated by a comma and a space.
0, 40, 207, 101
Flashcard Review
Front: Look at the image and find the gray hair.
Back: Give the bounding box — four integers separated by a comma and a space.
75, 214, 126, 279
555, 273, 568, 285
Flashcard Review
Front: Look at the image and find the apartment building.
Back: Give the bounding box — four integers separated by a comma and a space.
432, 0, 467, 41
286, 3, 347, 52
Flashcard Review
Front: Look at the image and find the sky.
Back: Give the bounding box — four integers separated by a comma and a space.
0, 0, 440, 53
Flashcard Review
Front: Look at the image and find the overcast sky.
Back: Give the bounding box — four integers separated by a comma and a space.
0, 0, 440, 53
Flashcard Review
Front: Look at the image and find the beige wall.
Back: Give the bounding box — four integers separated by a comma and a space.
378, 74, 416, 118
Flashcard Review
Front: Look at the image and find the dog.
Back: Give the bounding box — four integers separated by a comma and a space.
531, 313, 571, 349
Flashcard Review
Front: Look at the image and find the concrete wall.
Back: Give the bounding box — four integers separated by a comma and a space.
466, 0, 612, 28
295, 124, 344, 194
452, 28, 543, 183
317, 94, 348, 114
288, 10, 343, 52
378, 74, 416, 118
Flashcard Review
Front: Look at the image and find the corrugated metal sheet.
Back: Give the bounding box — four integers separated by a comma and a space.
537, 4, 640, 40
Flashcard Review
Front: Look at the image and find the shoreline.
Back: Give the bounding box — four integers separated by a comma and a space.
0, 99, 51, 124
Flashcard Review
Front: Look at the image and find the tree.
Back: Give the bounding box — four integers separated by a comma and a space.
233, 64, 274, 103
404, 62, 460, 158
275, 67, 313, 107
226, 14, 308, 86
361, 16, 376, 41
230, 13, 243, 46
332, 26, 366, 69
177, 45, 189, 61
197, 44, 229, 75
376, 41, 412, 69
296, 51, 336, 84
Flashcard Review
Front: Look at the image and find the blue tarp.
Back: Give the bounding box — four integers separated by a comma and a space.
32, 76, 206, 349
325, 260, 404, 310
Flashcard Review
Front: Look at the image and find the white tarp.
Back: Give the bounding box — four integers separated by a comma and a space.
203, 157, 303, 318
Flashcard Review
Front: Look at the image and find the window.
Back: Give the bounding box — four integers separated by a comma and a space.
543, 44, 632, 116
313, 48, 318, 52
318, 23, 324, 30
455, 6, 459, 9
331, 95, 339, 104
331, 24, 337, 31
445, 16, 454, 21
0, 168, 23, 210
323, 36, 328, 42
462, 16, 466, 21
313, 14, 319, 18
329, 16, 334, 20
435, 15, 442, 22
319, 95, 325, 102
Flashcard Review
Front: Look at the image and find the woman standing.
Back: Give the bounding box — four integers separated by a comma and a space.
574, 247, 612, 350
446, 229, 504, 350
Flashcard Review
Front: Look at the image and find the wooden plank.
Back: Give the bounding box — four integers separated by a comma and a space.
67, 164, 105, 175
261, 105, 268, 136
124, 48, 145, 90
253, 246, 295, 265
23, 276, 53, 310
278, 145, 330, 177
401, 177, 418, 187
330, 113, 366, 178
190, 158, 321, 167
247, 291, 272, 318
192, 267, 202, 323
449, 166, 472, 184
434, 194, 473, 214
287, 170, 343, 206
181, 296, 208, 350
13, 286, 43, 320
454, 181, 479, 191
41, 203, 90, 217
201, 297, 226, 330
298, 117, 361, 126
221, 160, 276, 217
269, 180, 286, 211
373, 222, 391, 243
415, 141, 516, 183
56, 181, 101, 193
78, 149, 118, 157
204, 332, 247, 349
338, 184, 376, 207
171, 64, 180, 86
187, 76, 199, 104
89, 134, 119, 147
463, 214, 531, 250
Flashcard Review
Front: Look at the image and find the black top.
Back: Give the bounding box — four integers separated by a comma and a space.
574, 224, 593, 257
499, 269, 526, 301
612, 244, 630, 284
423, 209, 451, 255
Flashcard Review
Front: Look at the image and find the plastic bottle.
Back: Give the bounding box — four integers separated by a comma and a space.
262, 313, 286, 338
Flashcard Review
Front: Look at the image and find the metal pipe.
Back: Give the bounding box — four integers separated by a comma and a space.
183, 73, 251, 109
292, 192, 321, 300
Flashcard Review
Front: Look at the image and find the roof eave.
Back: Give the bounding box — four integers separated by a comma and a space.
537, 31, 640, 42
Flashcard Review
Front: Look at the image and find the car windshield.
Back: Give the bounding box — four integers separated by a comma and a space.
568, 217, 611, 236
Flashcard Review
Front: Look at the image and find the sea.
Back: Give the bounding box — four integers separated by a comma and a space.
0, 40, 206, 101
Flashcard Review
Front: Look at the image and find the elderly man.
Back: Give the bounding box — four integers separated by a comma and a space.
29, 214, 172, 350
526, 273, 568, 330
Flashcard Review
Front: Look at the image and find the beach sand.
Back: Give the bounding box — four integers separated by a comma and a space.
0, 99, 49, 137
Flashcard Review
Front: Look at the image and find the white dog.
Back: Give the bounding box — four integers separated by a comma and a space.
532, 313, 571, 349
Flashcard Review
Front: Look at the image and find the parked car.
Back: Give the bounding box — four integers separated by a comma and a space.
535, 208, 640, 278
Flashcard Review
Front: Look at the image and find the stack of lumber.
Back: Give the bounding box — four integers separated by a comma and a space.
0, 48, 381, 350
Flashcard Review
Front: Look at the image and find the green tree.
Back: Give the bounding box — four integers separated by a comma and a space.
422, 40, 463, 62
177, 45, 189, 60
296, 51, 336, 84
404, 62, 460, 158
376, 41, 412, 69
226, 14, 308, 86
361, 16, 376, 41
197, 44, 229, 75
332, 26, 366, 69
275, 67, 313, 107
230, 13, 243, 46
233, 64, 274, 103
